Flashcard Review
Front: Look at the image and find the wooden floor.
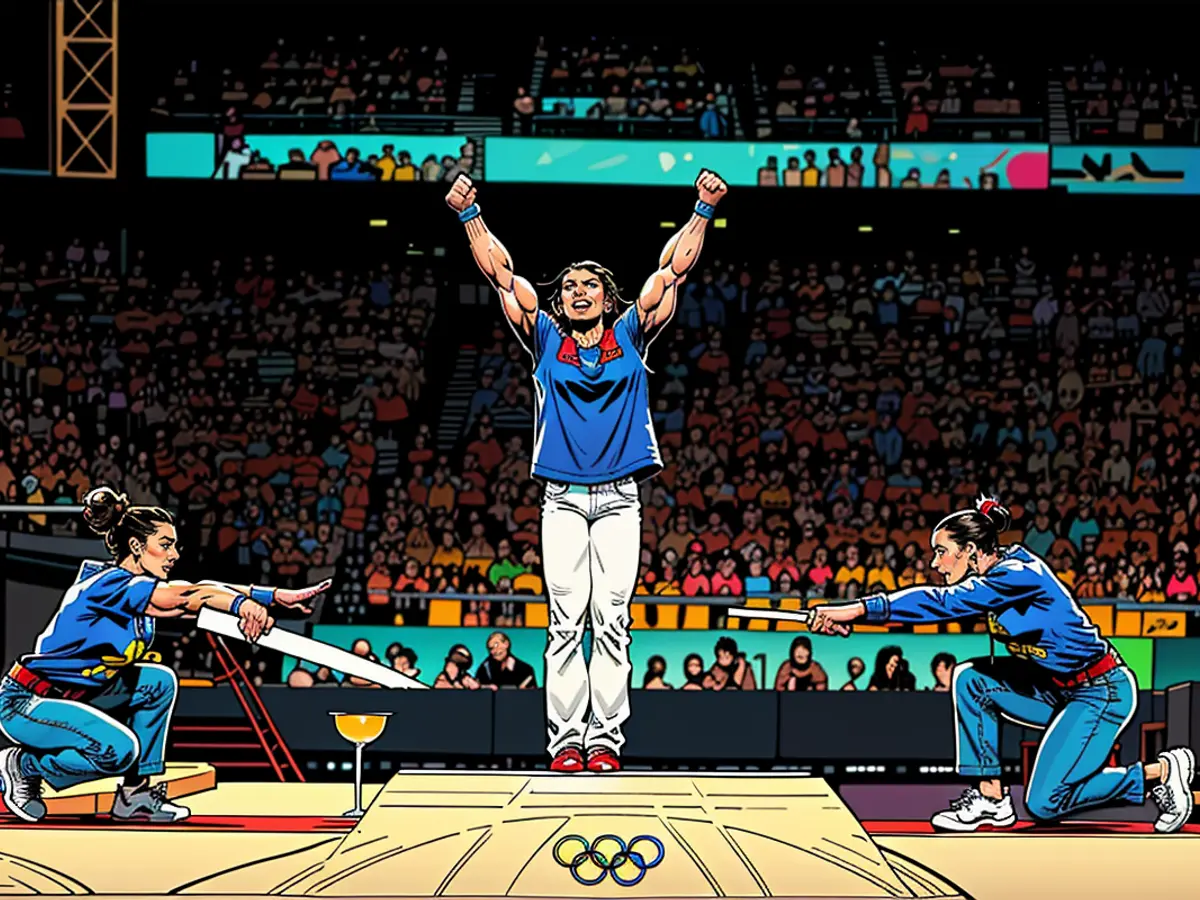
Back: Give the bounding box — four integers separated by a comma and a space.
1, 775, 1197, 899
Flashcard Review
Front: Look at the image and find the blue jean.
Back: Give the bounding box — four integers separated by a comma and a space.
952, 657, 1145, 821
0, 663, 177, 792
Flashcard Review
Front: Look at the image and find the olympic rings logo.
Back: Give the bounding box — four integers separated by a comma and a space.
552, 834, 665, 887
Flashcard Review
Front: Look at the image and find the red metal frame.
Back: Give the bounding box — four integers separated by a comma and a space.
203, 633, 306, 782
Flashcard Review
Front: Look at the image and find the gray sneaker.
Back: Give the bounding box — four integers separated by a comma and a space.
110, 782, 190, 823
0, 746, 46, 822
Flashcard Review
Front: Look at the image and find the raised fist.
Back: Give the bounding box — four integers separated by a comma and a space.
695, 169, 728, 206
446, 173, 477, 213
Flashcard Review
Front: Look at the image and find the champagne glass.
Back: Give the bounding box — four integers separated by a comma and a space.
329, 712, 391, 817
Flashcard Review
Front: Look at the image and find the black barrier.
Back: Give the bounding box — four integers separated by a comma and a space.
169, 686, 1159, 765
778, 691, 954, 762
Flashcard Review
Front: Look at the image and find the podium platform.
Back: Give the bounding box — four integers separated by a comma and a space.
254, 771, 965, 899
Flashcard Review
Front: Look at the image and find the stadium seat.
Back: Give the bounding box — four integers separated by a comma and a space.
428, 599, 463, 627
513, 573, 543, 594
463, 557, 492, 576
682, 604, 709, 629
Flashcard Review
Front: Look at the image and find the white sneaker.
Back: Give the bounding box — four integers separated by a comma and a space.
930, 787, 1017, 832
1151, 747, 1195, 834
0, 746, 46, 823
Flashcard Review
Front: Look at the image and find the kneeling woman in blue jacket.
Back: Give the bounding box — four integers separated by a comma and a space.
811, 497, 1194, 833
0, 487, 328, 824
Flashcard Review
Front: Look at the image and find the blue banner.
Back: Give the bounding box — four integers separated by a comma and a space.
484, 138, 1049, 189
1050, 146, 1200, 194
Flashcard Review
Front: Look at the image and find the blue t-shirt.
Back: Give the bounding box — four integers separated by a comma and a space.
863, 545, 1110, 675
21, 563, 159, 688
524, 307, 661, 485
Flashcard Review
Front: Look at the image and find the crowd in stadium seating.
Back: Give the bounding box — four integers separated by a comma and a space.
894, 47, 1039, 140
518, 37, 733, 138
153, 38, 455, 124
3, 235, 1199, 684
149, 34, 1200, 146
763, 52, 879, 140
1060, 57, 1198, 144
426, 248, 1199, 623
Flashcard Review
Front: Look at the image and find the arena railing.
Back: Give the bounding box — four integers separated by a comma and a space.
760, 116, 896, 140
385, 591, 1199, 613
1071, 117, 1199, 145
159, 112, 504, 135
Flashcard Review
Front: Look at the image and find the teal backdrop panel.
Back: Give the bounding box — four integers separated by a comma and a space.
146, 132, 466, 178
304, 626, 1003, 690
483, 138, 1049, 188
1151, 639, 1199, 689
1050, 146, 1200, 194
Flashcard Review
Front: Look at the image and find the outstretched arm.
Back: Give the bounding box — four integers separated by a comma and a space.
146, 580, 275, 641
809, 561, 1044, 634
446, 174, 538, 340
638, 169, 728, 343
197, 577, 331, 614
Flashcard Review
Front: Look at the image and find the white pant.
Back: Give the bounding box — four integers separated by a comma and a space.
541, 478, 641, 756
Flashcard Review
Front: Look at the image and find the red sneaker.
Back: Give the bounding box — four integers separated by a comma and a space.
550, 747, 585, 772
586, 748, 621, 772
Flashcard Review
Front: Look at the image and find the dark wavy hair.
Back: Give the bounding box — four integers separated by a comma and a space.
82, 486, 175, 560
540, 260, 631, 329
933, 495, 1013, 555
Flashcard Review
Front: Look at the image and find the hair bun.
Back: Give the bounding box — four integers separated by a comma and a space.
82, 485, 131, 538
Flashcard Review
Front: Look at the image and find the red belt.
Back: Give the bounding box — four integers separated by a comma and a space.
7, 664, 92, 701
1051, 652, 1119, 690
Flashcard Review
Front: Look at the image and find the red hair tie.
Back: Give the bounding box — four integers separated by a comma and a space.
978, 499, 998, 517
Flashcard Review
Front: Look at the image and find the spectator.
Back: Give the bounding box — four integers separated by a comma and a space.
930, 652, 957, 692
868, 646, 916, 692
841, 657, 866, 691
680, 653, 708, 690
434, 644, 481, 690
474, 631, 536, 689
1167, 554, 1198, 603
642, 655, 673, 689
707, 636, 757, 690
773, 637, 828, 691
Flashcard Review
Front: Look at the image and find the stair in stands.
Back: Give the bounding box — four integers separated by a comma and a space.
529, 56, 546, 99
1046, 78, 1072, 145
872, 53, 895, 110
458, 74, 477, 115
375, 437, 400, 479
436, 346, 480, 450
749, 62, 772, 140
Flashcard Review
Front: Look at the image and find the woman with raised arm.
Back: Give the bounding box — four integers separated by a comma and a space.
808, 496, 1194, 834
0, 486, 330, 824
446, 170, 727, 772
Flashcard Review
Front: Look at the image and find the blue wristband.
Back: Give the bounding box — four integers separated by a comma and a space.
250, 586, 275, 606
230, 594, 247, 616
458, 204, 481, 224
862, 596, 890, 623
694, 200, 716, 220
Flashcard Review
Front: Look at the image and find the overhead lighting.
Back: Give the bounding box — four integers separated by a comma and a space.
858, 225, 873, 233
714, 218, 727, 229
660, 221, 676, 229
948, 227, 961, 235
369, 219, 388, 227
